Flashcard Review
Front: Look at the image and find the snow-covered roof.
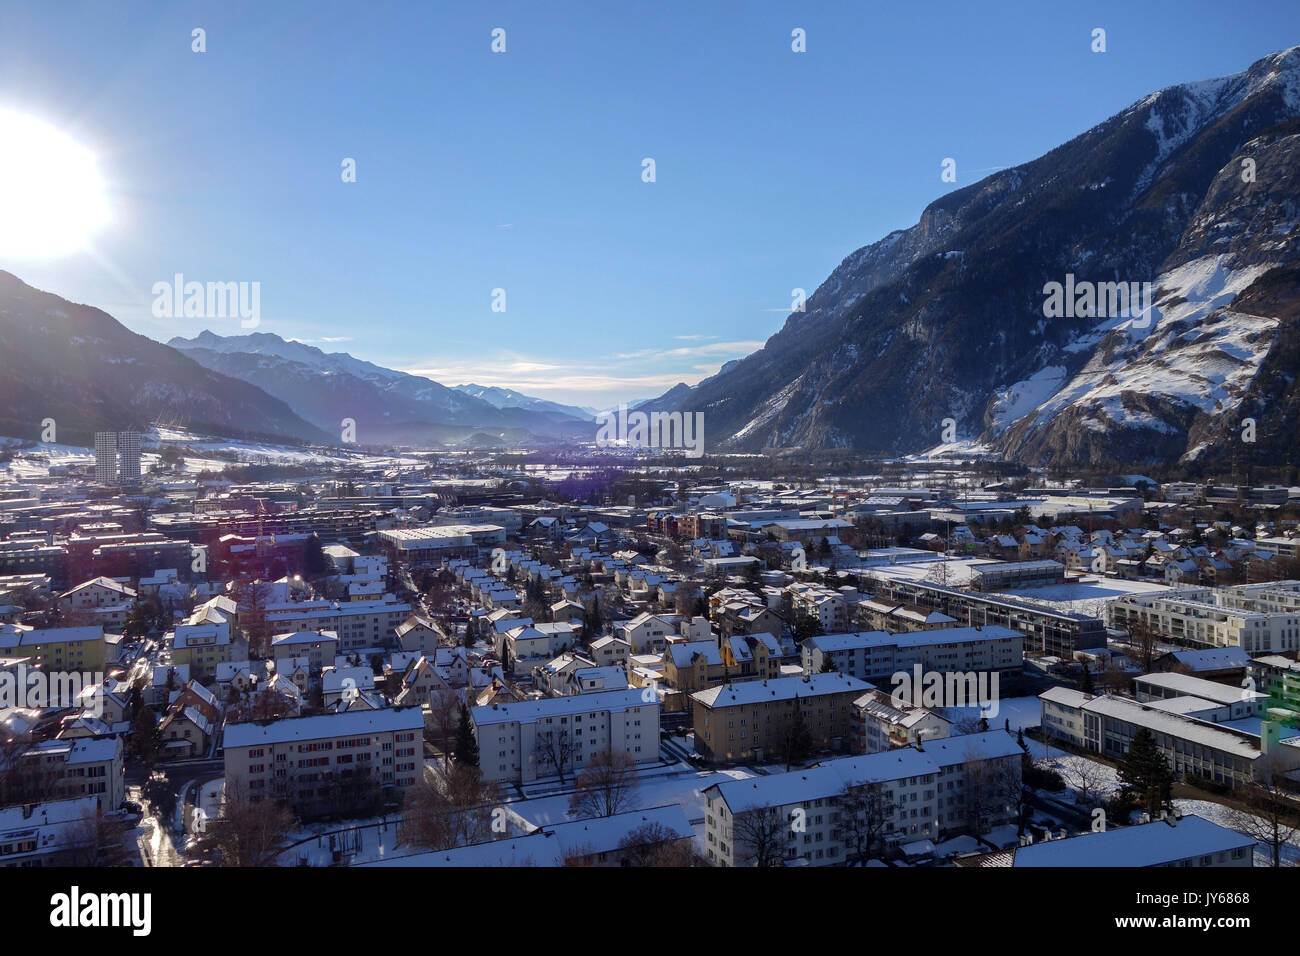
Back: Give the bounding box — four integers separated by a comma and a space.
1014, 815, 1251, 867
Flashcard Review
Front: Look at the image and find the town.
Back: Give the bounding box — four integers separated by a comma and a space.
1, 429, 1297, 869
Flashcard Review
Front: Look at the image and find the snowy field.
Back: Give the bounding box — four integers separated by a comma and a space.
0, 427, 423, 483
941, 694, 1043, 732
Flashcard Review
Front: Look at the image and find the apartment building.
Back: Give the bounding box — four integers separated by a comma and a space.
471, 688, 660, 785
271, 629, 339, 673
852, 689, 952, 754
691, 672, 871, 763
1250, 654, 1300, 715
223, 707, 424, 815
58, 577, 136, 628
801, 625, 1023, 683
857, 599, 958, 633
265, 595, 411, 653
1108, 583, 1300, 655
5, 737, 125, 812
0, 796, 102, 866
786, 583, 855, 634
615, 613, 676, 655
0, 624, 106, 673
702, 729, 1022, 866
93, 430, 141, 485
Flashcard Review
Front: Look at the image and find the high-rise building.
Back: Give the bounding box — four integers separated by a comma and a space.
117, 430, 141, 482
94, 432, 117, 483
93, 430, 143, 485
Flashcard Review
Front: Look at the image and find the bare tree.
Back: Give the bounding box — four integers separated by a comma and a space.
732, 806, 790, 867
66, 809, 134, 867
1228, 761, 1300, 868
1055, 753, 1110, 807
398, 764, 501, 851
568, 750, 640, 819
617, 821, 699, 866
1127, 617, 1160, 674
188, 783, 296, 866
0, 740, 62, 809
1099, 659, 1131, 695
538, 727, 575, 783
960, 752, 1008, 837
836, 782, 900, 863
426, 688, 461, 767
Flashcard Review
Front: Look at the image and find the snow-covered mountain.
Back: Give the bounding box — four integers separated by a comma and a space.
670, 46, 1300, 466
169, 331, 592, 445
453, 383, 595, 421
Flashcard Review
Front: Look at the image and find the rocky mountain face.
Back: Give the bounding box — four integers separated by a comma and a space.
671, 47, 1300, 466
0, 272, 328, 446
169, 331, 591, 446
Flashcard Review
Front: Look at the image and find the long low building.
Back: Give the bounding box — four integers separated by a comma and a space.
1039, 688, 1300, 788
1010, 814, 1253, 867
471, 688, 660, 785
377, 525, 506, 564
224, 707, 424, 815
862, 574, 1105, 658
802, 625, 1023, 683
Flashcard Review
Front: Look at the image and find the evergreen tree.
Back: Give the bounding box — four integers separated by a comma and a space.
1080, 661, 1095, 694
1118, 728, 1174, 814
303, 534, 328, 576
454, 705, 479, 767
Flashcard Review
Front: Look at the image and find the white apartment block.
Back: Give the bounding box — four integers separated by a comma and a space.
265, 595, 411, 653
1108, 582, 1300, 655
224, 707, 424, 811
801, 625, 1024, 682
14, 736, 125, 812
702, 730, 1022, 867
471, 688, 659, 785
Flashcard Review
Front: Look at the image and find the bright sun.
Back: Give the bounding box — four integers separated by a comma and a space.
0, 108, 110, 259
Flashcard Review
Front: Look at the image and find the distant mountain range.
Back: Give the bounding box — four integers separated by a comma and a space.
167, 331, 594, 446
651, 46, 1300, 466
0, 272, 329, 447
452, 383, 596, 421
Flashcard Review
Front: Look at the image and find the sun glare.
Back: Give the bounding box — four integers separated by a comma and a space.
0, 108, 110, 259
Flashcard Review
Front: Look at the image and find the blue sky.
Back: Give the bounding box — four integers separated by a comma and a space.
1, 0, 1296, 408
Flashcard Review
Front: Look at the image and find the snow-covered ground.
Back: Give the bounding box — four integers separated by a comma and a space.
0, 426, 423, 484
942, 694, 1043, 732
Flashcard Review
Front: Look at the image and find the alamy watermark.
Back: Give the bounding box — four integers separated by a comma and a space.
1042, 274, 1153, 328
0, 666, 106, 717
595, 404, 704, 458
890, 665, 1000, 719
152, 273, 260, 328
